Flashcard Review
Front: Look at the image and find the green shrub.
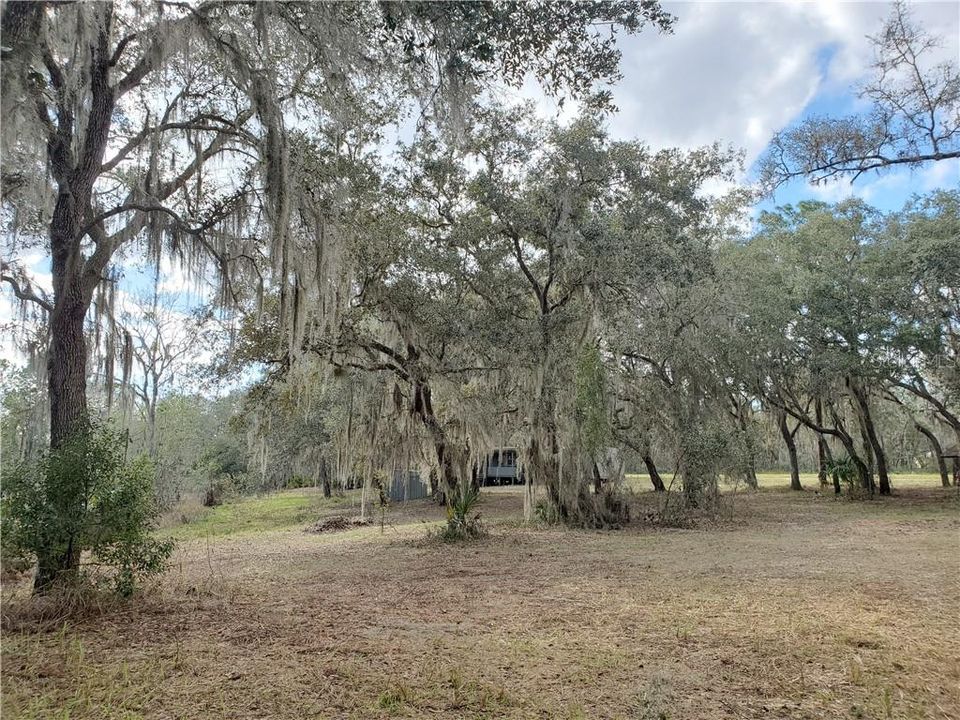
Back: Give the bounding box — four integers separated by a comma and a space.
284, 474, 313, 490
201, 472, 255, 507
827, 457, 861, 496
202, 477, 230, 507
437, 485, 486, 542
1, 423, 174, 596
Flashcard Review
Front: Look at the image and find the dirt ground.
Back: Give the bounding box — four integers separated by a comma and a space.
2, 483, 959, 719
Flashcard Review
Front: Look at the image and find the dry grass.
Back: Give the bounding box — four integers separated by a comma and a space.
2, 479, 958, 719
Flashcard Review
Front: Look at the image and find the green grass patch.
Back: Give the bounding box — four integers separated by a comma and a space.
164, 489, 352, 541
752, 471, 945, 490
625, 471, 945, 492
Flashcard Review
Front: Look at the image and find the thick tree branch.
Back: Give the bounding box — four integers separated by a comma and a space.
1, 261, 53, 313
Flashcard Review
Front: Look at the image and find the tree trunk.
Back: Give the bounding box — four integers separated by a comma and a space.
829, 407, 872, 493
678, 454, 706, 508
777, 411, 803, 491
817, 436, 833, 489
410, 372, 464, 503
529, 430, 563, 518
48, 243, 91, 450
821, 438, 839, 494
643, 453, 666, 492
846, 445, 872, 493
37, 203, 93, 593
146, 376, 160, 458
914, 423, 949, 487
815, 399, 832, 490
851, 383, 890, 495
434, 439, 461, 503
48, 301, 90, 449
592, 460, 603, 494
954, 430, 960, 487
318, 457, 332, 497
34, 543, 81, 594
470, 460, 481, 493
731, 399, 758, 489
744, 455, 759, 490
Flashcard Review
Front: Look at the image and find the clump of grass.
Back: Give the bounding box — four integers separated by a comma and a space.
2, 575, 132, 633
377, 682, 410, 713
848, 655, 865, 685
881, 686, 894, 719
633, 674, 673, 720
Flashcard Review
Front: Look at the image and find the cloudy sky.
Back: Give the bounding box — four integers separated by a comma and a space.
525, 0, 959, 210
3, 1, 959, 363
620, 0, 960, 208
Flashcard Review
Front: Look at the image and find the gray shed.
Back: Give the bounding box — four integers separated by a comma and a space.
388, 470, 430, 502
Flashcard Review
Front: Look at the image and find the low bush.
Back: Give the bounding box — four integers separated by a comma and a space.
1, 423, 174, 596
202, 478, 229, 507
284, 474, 314, 489
827, 457, 869, 498
435, 485, 486, 542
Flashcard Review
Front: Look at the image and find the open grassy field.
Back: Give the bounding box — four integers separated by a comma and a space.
2, 474, 958, 719
626, 471, 951, 493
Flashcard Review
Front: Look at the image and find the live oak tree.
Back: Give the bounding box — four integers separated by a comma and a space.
880, 191, 960, 484
1, 0, 673, 588
725, 198, 960, 496
609, 145, 749, 507
303, 107, 748, 524
459, 111, 629, 524
760, 1, 959, 188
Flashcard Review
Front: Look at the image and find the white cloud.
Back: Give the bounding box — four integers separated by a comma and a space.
920, 159, 960, 191
602, 0, 959, 171
806, 179, 858, 204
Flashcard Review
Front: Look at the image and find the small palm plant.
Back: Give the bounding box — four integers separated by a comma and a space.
826, 457, 859, 495
441, 484, 485, 541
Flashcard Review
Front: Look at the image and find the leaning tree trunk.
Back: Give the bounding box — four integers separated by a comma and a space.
643, 453, 666, 492
914, 422, 949, 487
777, 411, 802, 491
850, 383, 890, 495
954, 429, 960, 487
864, 408, 891, 495
852, 413, 877, 494
844, 442, 873, 494
817, 436, 834, 490
829, 408, 873, 494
